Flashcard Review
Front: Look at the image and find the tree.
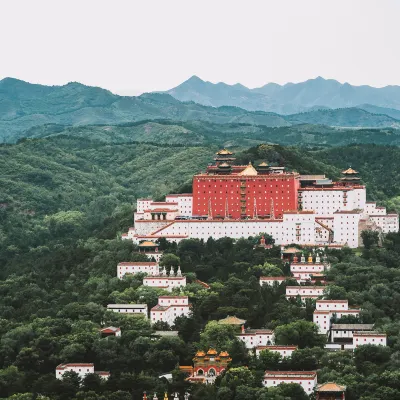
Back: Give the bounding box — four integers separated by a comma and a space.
361, 230, 380, 249
198, 321, 237, 351
274, 320, 326, 348
159, 253, 180, 269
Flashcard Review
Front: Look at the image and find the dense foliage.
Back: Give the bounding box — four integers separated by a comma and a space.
1, 135, 400, 399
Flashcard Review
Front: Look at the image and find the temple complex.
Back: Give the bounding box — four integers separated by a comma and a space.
123, 149, 398, 248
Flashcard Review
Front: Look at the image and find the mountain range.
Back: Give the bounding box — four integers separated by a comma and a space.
2, 76, 400, 143
166, 75, 400, 114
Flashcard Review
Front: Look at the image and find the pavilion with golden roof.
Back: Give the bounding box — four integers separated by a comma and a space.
316, 382, 346, 399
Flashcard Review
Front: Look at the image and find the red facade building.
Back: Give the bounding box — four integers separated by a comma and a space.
192, 150, 300, 219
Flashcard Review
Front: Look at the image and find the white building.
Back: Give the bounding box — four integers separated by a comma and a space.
151, 296, 191, 326
56, 363, 110, 380
107, 304, 148, 317
117, 262, 159, 279
123, 168, 398, 249
256, 345, 297, 358
330, 323, 374, 343
237, 329, 275, 348
290, 254, 329, 281
313, 300, 361, 334
263, 371, 317, 395
285, 285, 324, 301
260, 276, 300, 286
353, 331, 387, 348
143, 266, 186, 292
166, 194, 193, 217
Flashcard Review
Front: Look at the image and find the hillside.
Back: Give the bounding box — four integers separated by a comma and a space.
285, 108, 400, 128
0, 78, 289, 143
166, 75, 400, 114
3, 78, 400, 144
1, 137, 400, 399
22, 120, 400, 148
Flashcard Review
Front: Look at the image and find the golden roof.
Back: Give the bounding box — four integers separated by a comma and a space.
219, 351, 230, 357
195, 350, 206, 357
239, 163, 258, 176
139, 241, 157, 247
216, 149, 233, 155
218, 315, 247, 325
316, 382, 346, 392
258, 162, 269, 167
207, 348, 218, 355
218, 162, 231, 168
342, 167, 358, 175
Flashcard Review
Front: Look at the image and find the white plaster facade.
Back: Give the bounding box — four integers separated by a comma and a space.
256, 345, 297, 358
263, 371, 317, 395
107, 304, 148, 317
353, 332, 387, 347
166, 194, 193, 217
56, 364, 109, 380
143, 276, 186, 292
151, 296, 191, 326
285, 285, 325, 300
237, 329, 275, 348
290, 262, 327, 281
260, 276, 300, 286
117, 262, 159, 279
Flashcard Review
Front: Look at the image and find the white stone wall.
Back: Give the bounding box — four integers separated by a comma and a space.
151, 296, 191, 326
333, 212, 362, 248
290, 263, 325, 280
166, 194, 193, 217
353, 333, 387, 347
56, 364, 94, 379
237, 332, 275, 348
285, 286, 324, 298
143, 276, 186, 292
316, 300, 348, 311
107, 304, 148, 317
117, 263, 159, 279
370, 214, 399, 233
263, 374, 317, 395
137, 199, 152, 213
256, 346, 297, 358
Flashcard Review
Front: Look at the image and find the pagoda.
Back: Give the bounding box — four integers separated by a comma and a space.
214, 149, 236, 166
340, 167, 361, 186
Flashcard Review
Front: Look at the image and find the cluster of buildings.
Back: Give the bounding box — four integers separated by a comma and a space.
112, 261, 191, 326
122, 149, 398, 249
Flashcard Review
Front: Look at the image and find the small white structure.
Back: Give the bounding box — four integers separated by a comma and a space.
237, 329, 275, 349
107, 304, 148, 317
256, 345, 297, 358
263, 371, 317, 395
313, 300, 361, 334
151, 296, 191, 326
285, 285, 324, 301
100, 326, 121, 337
143, 266, 186, 292
56, 363, 110, 380
290, 254, 329, 281
117, 262, 159, 279
353, 331, 387, 347
260, 276, 301, 286
330, 323, 374, 343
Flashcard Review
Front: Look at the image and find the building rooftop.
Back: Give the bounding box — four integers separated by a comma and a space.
138, 241, 158, 247
264, 370, 317, 378
353, 331, 386, 336
331, 324, 374, 330
218, 315, 246, 325
316, 382, 346, 392
107, 304, 147, 309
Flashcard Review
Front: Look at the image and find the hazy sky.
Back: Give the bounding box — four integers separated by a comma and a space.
1, 0, 399, 95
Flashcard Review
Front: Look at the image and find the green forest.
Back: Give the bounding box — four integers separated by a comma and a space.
1, 133, 400, 399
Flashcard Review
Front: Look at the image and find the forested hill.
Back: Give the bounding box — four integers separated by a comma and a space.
19, 120, 400, 148
2, 137, 400, 399
2, 77, 400, 143
1, 137, 400, 266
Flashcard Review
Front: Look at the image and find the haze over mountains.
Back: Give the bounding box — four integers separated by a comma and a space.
166, 75, 400, 114
2, 76, 400, 143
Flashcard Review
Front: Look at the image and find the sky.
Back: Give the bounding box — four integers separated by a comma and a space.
1, 0, 399, 95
